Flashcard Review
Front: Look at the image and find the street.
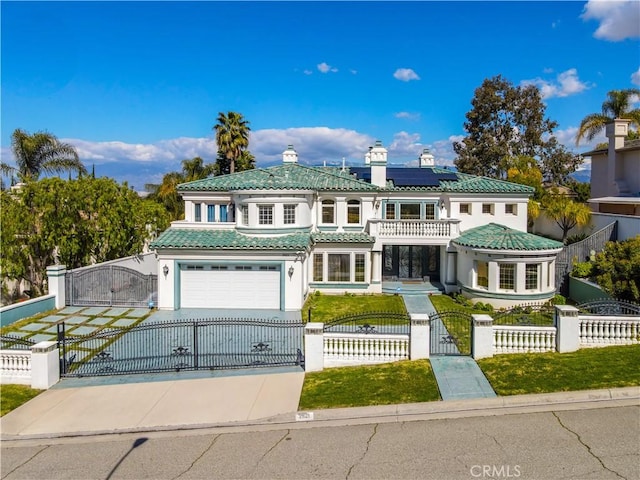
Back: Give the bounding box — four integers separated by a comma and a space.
2, 404, 638, 480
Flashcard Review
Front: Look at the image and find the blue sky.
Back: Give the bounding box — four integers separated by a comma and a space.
2, 1, 639, 190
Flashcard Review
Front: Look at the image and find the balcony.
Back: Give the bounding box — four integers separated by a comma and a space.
368, 219, 460, 239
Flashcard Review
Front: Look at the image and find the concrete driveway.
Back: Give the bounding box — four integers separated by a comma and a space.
0, 367, 305, 439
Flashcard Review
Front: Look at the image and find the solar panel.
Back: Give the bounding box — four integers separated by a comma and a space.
348, 167, 458, 187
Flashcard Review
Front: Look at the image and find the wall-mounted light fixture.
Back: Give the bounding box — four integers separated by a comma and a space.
288, 265, 295, 278
163, 264, 169, 278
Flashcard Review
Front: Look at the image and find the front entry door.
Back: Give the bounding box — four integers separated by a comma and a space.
383, 245, 440, 280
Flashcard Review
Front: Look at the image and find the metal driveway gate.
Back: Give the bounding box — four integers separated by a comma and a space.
57, 317, 305, 377
65, 265, 157, 307
429, 311, 472, 356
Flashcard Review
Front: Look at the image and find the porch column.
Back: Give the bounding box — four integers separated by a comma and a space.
371, 251, 382, 285
445, 251, 456, 285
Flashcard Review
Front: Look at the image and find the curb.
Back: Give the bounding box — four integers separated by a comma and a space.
2, 386, 638, 443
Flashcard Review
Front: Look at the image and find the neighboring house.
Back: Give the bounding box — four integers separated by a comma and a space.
150, 141, 563, 311
583, 118, 640, 240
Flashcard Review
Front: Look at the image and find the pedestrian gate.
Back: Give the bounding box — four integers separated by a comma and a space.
429, 311, 473, 356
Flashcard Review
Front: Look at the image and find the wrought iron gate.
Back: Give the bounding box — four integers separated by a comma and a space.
65, 265, 157, 307
57, 317, 304, 377
429, 311, 472, 355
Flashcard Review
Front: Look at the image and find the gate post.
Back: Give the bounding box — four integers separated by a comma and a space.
472, 314, 494, 359
46, 265, 67, 309
555, 305, 580, 353
30, 341, 60, 389
304, 323, 324, 372
410, 314, 430, 359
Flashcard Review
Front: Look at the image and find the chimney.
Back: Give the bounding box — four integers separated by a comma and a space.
605, 119, 630, 194
370, 140, 387, 187
283, 144, 298, 163
419, 148, 435, 167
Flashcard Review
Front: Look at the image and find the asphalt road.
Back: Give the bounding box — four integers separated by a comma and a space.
2, 404, 638, 480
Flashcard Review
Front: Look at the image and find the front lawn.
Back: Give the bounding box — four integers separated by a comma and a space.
1, 384, 43, 416
478, 344, 640, 395
302, 292, 406, 323
299, 359, 440, 409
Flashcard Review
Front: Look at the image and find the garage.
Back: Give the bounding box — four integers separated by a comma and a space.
179, 264, 281, 309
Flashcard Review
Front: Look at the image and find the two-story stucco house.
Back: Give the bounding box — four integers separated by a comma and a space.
150, 141, 563, 311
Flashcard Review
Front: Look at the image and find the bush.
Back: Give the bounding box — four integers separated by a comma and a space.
550, 294, 566, 305
473, 302, 494, 312
451, 292, 473, 307
572, 261, 594, 279
592, 237, 640, 302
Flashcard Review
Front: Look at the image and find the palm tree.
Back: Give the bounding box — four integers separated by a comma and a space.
575, 89, 640, 145
1, 129, 86, 181
181, 156, 215, 182
213, 112, 250, 174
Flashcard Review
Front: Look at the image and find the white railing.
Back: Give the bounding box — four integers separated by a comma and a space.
370, 219, 459, 238
0, 350, 32, 385
493, 326, 557, 354
579, 316, 640, 346
324, 333, 409, 367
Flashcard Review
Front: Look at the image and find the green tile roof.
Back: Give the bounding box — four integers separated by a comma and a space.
311, 232, 375, 244
150, 229, 311, 250
178, 164, 378, 192
453, 223, 564, 251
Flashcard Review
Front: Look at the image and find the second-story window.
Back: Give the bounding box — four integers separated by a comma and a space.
241, 205, 249, 225
347, 200, 360, 224
321, 200, 335, 224
219, 205, 228, 222
400, 203, 420, 220
258, 205, 273, 225
425, 204, 436, 220
194, 203, 202, 222
283, 204, 296, 225
385, 203, 396, 219
207, 205, 215, 222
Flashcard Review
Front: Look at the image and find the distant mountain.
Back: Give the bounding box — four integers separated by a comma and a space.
570, 169, 591, 184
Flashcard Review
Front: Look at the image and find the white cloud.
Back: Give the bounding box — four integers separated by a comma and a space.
581, 0, 640, 41
632, 67, 640, 86
393, 68, 420, 82
303, 69, 313, 75
317, 62, 338, 74
521, 68, 592, 99
394, 111, 421, 121
350, 69, 358, 75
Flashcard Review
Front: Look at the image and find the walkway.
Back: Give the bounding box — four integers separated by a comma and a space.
402, 293, 497, 401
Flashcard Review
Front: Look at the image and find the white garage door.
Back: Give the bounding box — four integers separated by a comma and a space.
180, 265, 281, 309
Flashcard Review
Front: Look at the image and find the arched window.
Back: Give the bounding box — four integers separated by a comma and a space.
347, 200, 361, 224
321, 199, 335, 224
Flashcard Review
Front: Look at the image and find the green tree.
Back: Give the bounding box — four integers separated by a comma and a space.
1, 129, 86, 182
213, 111, 251, 175
592, 236, 640, 302
541, 194, 591, 243
576, 89, 640, 145
1, 177, 169, 297
146, 157, 215, 220
453, 76, 582, 184
566, 179, 591, 203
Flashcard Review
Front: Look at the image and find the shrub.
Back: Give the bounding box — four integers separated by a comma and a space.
550, 294, 566, 305
572, 261, 594, 279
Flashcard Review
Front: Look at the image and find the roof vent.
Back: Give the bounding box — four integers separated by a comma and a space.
283, 144, 298, 163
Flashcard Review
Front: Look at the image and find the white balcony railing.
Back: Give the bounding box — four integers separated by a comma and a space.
369, 219, 460, 238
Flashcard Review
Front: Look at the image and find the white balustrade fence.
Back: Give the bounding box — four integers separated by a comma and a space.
324, 333, 409, 367
579, 316, 640, 346
376, 220, 453, 238
0, 350, 32, 385
492, 326, 557, 354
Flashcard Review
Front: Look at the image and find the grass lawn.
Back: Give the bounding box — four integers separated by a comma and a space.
302, 292, 406, 323
299, 359, 440, 410
1, 384, 43, 416
478, 344, 640, 395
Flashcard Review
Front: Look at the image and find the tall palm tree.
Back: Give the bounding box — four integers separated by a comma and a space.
1, 129, 86, 181
181, 156, 215, 182
213, 112, 250, 174
576, 89, 640, 145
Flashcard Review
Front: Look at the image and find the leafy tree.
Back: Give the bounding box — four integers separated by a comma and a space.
576, 89, 640, 145
566, 179, 591, 204
505, 156, 544, 200
213, 111, 251, 175
541, 194, 591, 243
1, 177, 170, 297
592, 236, 640, 302
453, 75, 582, 184
1, 129, 86, 182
